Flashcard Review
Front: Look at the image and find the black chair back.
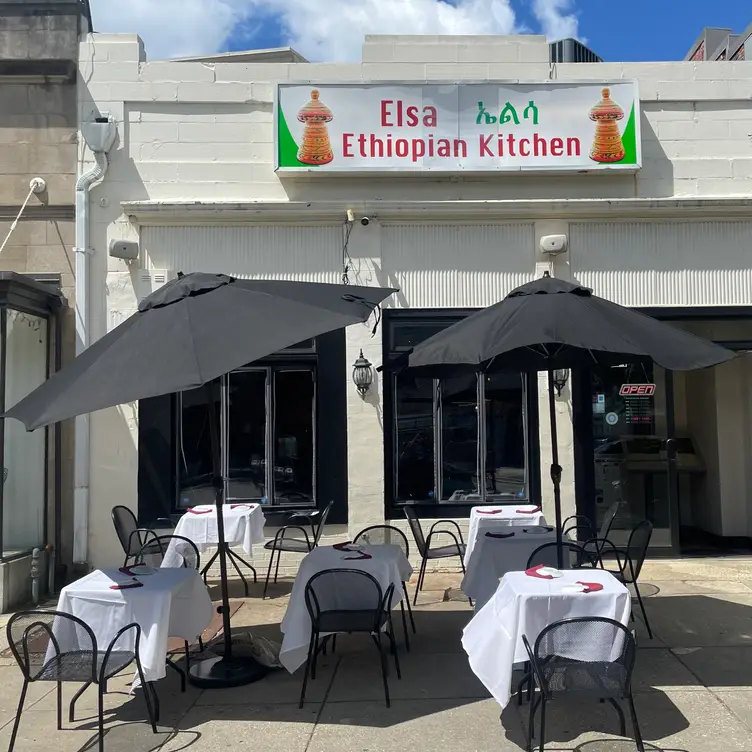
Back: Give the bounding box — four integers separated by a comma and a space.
313, 501, 334, 546
403, 507, 427, 557
112, 505, 150, 557
524, 616, 636, 698
304, 568, 393, 634
598, 502, 620, 540
526, 541, 596, 570
139, 534, 200, 570
353, 525, 410, 559
7, 610, 97, 682
625, 519, 653, 582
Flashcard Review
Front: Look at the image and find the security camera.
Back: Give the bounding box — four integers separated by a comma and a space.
360, 216, 370, 227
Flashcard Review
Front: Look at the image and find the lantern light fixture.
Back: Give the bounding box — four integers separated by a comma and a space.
352, 349, 373, 397
553, 368, 569, 397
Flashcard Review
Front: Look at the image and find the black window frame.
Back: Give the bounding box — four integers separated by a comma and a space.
383, 309, 540, 519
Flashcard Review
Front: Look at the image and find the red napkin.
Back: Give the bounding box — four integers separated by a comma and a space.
110, 581, 144, 590
525, 564, 554, 579
342, 553, 373, 560
485, 531, 515, 539
576, 581, 604, 593
118, 566, 144, 577
230, 503, 254, 510
476, 509, 504, 515
333, 542, 356, 551
188, 507, 212, 515
516, 505, 542, 514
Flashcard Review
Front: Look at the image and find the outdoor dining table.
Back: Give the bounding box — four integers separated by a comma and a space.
462, 568, 631, 708
464, 504, 547, 563
461, 525, 558, 611
165, 502, 266, 568
52, 566, 213, 682
279, 543, 413, 673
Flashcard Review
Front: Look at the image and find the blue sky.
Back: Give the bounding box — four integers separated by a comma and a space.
91, 0, 751, 63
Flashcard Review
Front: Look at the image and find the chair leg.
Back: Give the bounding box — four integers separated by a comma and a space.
227, 546, 249, 597
229, 548, 258, 584
135, 655, 158, 734
8, 679, 28, 752
458, 554, 473, 607
263, 547, 275, 599
198, 636, 205, 652
627, 693, 645, 752
527, 695, 540, 752
606, 698, 626, 737
311, 632, 320, 680
97, 682, 105, 752
413, 556, 427, 606
399, 600, 410, 652
299, 631, 316, 708
69, 681, 90, 723
56, 681, 63, 730
166, 658, 186, 692
273, 547, 282, 584
633, 583, 653, 639
517, 666, 529, 706
387, 614, 402, 680
375, 633, 390, 708
539, 697, 546, 752
404, 586, 417, 633
184, 640, 191, 672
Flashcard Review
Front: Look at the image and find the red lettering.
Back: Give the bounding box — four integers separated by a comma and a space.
479, 134, 493, 157
395, 138, 408, 157
381, 100, 393, 127
343, 133, 354, 157
533, 133, 547, 157
519, 138, 530, 157
550, 137, 564, 157
406, 105, 418, 127
412, 138, 424, 161
567, 137, 581, 156
453, 138, 467, 158
506, 133, 516, 157
423, 106, 437, 127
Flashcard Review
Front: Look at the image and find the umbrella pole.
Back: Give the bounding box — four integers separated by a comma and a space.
546, 369, 565, 570
188, 381, 268, 688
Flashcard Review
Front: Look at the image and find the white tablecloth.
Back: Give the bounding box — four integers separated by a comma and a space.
461, 527, 558, 611
279, 544, 412, 673
465, 505, 548, 563
53, 567, 213, 682
166, 503, 266, 566
462, 568, 631, 708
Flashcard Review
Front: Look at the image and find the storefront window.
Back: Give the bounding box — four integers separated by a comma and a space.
3, 310, 49, 554
386, 314, 530, 510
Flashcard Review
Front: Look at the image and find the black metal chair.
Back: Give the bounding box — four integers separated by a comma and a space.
137, 534, 205, 687
353, 525, 417, 649
111, 506, 163, 567
589, 519, 654, 638
263, 501, 333, 598
563, 501, 619, 548
299, 569, 401, 708
526, 541, 599, 570
403, 506, 469, 606
6, 610, 158, 752
522, 617, 644, 752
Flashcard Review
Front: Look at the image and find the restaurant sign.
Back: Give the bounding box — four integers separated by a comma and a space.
275, 82, 641, 173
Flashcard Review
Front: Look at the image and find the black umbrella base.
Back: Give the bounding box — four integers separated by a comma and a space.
188, 655, 269, 688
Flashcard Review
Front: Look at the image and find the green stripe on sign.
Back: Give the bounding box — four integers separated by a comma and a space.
278, 108, 307, 167
614, 103, 637, 166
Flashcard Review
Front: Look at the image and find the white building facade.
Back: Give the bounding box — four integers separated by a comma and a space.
76, 33, 752, 573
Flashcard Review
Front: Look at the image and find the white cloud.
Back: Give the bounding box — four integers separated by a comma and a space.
89, 0, 579, 62
532, 0, 579, 41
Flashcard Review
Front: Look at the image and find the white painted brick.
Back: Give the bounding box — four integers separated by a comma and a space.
672, 178, 699, 195
139, 141, 266, 162
658, 119, 730, 140
291, 63, 363, 81
176, 82, 252, 102
695, 102, 752, 119
731, 158, 752, 178
623, 62, 695, 81
728, 121, 752, 139
176, 162, 260, 183
87, 83, 179, 103
394, 43, 458, 63
671, 158, 733, 179
642, 104, 694, 122
251, 82, 274, 101
457, 43, 520, 63
104, 40, 146, 63
177, 121, 256, 143
726, 79, 752, 99
213, 63, 291, 82
657, 80, 730, 100
518, 44, 550, 64
361, 43, 395, 63
697, 177, 752, 195
361, 63, 426, 80
140, 62, 215, 83
693, 62, 751, 79
91, 62, 141, 83
489, 62, 550, 80
694, 140, 750, 158
557, 62, 624, 80
129, 121, 179, 143
425, 63, 489, 80
129, 162, 179, 183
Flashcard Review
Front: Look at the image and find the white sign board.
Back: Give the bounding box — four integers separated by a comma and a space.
276, 82, 641, 173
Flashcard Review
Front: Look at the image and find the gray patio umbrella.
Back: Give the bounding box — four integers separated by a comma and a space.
6, 272, 396, 687
386, 273, 735, 567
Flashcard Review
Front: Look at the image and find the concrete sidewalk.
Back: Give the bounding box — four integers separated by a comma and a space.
2, 557, 752, 751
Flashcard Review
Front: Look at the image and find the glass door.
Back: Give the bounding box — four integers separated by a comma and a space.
589, 362, 677, 549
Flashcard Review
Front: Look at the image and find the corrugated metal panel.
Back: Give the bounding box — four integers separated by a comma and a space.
383, 223, 535, 308
571, 221, 752, 307
141, 225, 342, 282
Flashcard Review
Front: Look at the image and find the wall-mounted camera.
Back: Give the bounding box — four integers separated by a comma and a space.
360, 217, 371, 227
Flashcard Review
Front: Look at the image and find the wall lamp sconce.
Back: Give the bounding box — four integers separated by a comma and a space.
553, 368, 569, 396
352, 349, 373, 397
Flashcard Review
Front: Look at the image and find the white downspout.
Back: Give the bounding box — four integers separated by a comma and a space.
73, 116, 117, 565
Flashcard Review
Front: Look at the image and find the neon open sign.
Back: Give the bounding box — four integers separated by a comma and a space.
619, 384, 656, 396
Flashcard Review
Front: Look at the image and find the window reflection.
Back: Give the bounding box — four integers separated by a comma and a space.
441, 374, 480, 501
395, 373, 434, 501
